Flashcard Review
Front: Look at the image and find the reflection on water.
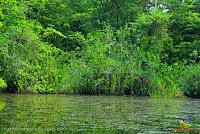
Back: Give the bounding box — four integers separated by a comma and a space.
0, 94, 199, 133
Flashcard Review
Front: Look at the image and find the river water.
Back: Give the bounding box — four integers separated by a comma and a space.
0, 94, 200, 133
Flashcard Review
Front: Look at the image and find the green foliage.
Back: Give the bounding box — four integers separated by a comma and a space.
0, 0, 66, 93
0, 0, 199, 97
0, 77, 7, 89
167, 0, 200, 64
183, 75, 200, 98
181, 65, 200, 98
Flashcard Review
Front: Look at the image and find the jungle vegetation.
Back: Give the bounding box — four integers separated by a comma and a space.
0, 0, 199, 98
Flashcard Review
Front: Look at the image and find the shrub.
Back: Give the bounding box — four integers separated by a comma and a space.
124, 76, 155, 96
183, 75, 200, 98
182, 65, 200, 98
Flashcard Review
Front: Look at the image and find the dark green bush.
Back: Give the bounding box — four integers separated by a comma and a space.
183, 75, 200, 98
124, 76, 155, 96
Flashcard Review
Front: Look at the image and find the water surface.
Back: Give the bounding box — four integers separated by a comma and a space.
0, 94, 200, 133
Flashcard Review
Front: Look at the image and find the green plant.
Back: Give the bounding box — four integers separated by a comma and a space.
183, 74, 200, 98
0, 77, 7, 89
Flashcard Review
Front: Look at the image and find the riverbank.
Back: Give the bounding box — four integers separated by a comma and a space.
0, 90, 187, 98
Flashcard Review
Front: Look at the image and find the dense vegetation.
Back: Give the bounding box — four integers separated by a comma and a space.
0, 0, 199, 98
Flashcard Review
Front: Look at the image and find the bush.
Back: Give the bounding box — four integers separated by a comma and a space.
183, 75, 200, 98
182, 65, 200, 98
124, 76, 155, 96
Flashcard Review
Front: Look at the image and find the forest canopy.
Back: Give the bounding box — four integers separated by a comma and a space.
0, 0, 199, 98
